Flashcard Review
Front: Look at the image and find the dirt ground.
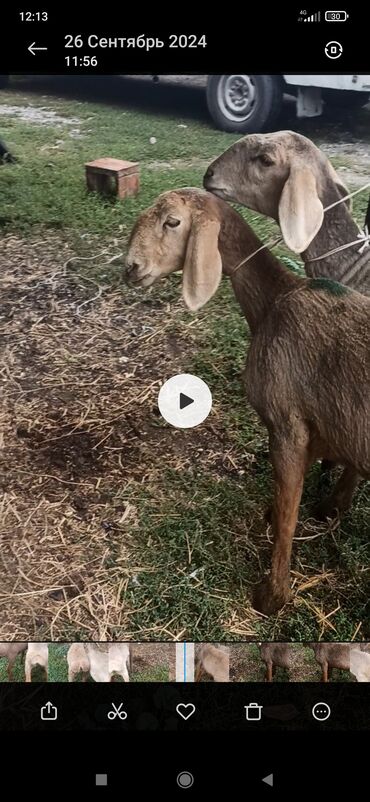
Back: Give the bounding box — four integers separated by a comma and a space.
132, 643, 176, 680
0, 233, 198, 638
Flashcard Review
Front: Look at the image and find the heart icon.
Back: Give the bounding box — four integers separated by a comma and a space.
176, 703, 196, 721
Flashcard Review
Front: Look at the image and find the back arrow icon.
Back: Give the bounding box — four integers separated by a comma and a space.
28, 42, 48, 56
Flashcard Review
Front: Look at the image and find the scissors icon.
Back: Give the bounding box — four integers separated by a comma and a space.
107, 703, 128, 721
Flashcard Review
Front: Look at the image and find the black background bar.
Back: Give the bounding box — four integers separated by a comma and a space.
2, 7, 370, 72
1, 682, 369, 731
1, 731, 368, 793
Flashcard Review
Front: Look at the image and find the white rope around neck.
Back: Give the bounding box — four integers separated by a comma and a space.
232, 180, 370, 274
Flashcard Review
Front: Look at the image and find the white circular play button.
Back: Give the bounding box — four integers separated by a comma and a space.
158, 373, 212, 429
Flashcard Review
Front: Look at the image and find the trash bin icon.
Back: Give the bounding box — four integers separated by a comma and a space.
244, 703, 263, 721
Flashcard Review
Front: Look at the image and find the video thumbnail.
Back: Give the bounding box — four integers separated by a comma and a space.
230, 642, 370, 682
0, 642, 175, 681
2, 641, 370, 683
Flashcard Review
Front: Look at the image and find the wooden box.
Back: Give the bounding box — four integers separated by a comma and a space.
85, 158, 140, 199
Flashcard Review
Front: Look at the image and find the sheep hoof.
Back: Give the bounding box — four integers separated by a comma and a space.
253, 578, 290, 616
313, 499, 340, 522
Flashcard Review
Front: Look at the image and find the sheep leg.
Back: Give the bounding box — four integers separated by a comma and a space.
314, 466, 359, 520
266, 661, 273, 682
253, 436, 308, 616
7, 661, 14, 682
195, 662, 204, 682
322, 662, 329, 682
318, 459, 336, 493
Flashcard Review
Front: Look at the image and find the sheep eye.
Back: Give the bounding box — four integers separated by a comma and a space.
164, 216, 180, 229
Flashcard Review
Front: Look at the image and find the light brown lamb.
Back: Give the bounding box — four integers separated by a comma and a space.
67, 643, 90, 682
195, 644, 230, 682
25, 642, 49, 682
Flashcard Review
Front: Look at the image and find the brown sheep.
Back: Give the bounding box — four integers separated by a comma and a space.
311, 642, 370, 682
203, 130, 370, 295
259, 643, 293, 682
126, 187, 370, 616
204, 132, 370, 484
310, 643, 354, 682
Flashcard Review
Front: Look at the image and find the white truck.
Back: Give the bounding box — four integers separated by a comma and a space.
1, 73, 369, 134
204, 74, 370, 132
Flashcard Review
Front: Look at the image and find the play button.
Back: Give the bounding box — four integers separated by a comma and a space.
179, 393, 194, 410
158, 374, 212, 429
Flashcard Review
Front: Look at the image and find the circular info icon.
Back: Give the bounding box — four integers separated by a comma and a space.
158, 374, 212, 429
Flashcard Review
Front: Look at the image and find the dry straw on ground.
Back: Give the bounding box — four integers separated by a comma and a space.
0, 234, 196, 639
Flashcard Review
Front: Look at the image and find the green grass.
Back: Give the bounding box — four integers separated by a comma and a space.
1, 79, 368, 238
0, 82, 237, 236
0, 79, 369, 643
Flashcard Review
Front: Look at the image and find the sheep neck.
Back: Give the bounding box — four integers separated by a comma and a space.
219, 218, 298, 334
302, 195, 370, 294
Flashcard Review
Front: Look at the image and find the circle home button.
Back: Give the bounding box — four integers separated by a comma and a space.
177, 771, 194, 789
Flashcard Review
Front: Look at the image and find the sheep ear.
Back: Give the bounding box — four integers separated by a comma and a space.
278, 165, 324, 253
182, 217, 222, 311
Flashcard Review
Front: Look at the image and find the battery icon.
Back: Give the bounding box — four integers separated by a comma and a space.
325, 10, 349, 21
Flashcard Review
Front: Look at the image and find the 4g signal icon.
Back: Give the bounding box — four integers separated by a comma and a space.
298, 10, 321, 22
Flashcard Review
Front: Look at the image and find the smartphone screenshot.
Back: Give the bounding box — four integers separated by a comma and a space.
0, 6, 369, 794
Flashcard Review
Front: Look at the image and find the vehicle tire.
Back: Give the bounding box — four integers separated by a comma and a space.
206, 74, 283, 133
323, 89, 369, 109
0, 75, 9, 89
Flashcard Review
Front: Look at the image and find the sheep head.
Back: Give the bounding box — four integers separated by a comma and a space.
126, 188, 223, 311
203, 131, 350, 254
